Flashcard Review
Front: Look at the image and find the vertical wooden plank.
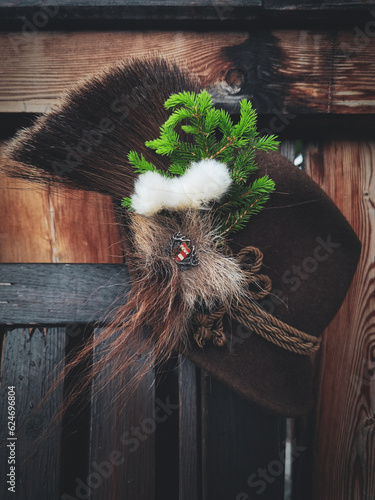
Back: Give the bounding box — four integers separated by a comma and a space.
201, 372, 286, 500
291, 414, 314, 500
88, 328, 155, 500
179, 356, 200, 500
0, 174, 53, 262
305, 141, 375, 500
0, 327, 65, 500
279, 139, 296, 161
59, 324, 91, 499
0, 143, 123, 264
154, 358, 179, 499
50, 188, 123, 264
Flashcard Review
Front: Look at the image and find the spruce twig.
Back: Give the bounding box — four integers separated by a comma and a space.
123, 90, 279, 235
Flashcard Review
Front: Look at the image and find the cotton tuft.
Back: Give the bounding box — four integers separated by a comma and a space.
131, 159, 232, 216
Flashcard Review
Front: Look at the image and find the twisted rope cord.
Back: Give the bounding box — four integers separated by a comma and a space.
193, 246, 321, 355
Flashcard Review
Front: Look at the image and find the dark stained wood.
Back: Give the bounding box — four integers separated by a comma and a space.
200, 371, 286, 500
178, 356, 200, 500
0, 0, 260, 6
89, 327, 156, 500
154, 358, 180, 499
278, 141, 316, 500
0, 0, 372, 30
0, 264, 129, 324
1, 30, 375, 115
0, 327, 65, 500
0, 0, 369, 7
59, 324, 92, 500
263, 0, 372, 7
291, 415, 314, 500
305, 140, 375, 500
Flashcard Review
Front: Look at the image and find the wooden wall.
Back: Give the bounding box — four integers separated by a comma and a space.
1, 5, 374, 499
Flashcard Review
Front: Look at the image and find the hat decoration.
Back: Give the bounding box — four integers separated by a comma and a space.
119, 89, 320, 355
2, 58, 361, 416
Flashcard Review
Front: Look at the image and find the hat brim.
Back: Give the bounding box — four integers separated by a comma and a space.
186, 150, 361, 416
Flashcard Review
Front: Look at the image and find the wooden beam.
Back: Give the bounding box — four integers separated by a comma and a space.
0, 1, 371, 28
0, 263, 129, 325
1, 30, 375, 115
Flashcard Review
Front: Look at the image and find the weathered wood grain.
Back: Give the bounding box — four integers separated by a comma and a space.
0, 327, 65, 500
1, 30, 375, 114
0, 173, 53, 262
0, 175, 123, 263
305, 141, 375, 500
275, 30, 375, 114
0, 143, 123, 264
0, 31, 246, 113
0, 263, 129, 324
50, 188, 123, 263
89, 327, 155, 500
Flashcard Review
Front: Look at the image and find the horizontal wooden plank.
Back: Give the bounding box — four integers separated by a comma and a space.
0, 0, 259, 5
0, 264, 129, 324
0, 0, 370, 10
0, 31, 245, 113
1, 30, 375, 115
263, 0, 374, 8
0, 0, 372, 27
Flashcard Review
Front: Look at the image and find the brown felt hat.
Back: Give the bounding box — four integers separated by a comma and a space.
2, 58, 361, 417
187, 149, 361, 415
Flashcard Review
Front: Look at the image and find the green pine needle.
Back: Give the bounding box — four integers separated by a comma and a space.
121, 197, 133, 210
127, 151, 158, 174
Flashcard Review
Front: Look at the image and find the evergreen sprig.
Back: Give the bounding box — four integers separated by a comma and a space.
124, 90, 279, 235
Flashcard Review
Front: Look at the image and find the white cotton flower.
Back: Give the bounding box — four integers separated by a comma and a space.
131, 159, 232, 216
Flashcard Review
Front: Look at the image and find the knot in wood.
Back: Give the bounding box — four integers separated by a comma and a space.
224, 68, 245, 95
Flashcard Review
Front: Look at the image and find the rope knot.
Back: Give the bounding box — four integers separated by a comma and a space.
194, 307, 226, 348
193, 246, 321, 355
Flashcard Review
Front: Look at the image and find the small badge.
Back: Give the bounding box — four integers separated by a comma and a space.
167, 232, 198, 269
